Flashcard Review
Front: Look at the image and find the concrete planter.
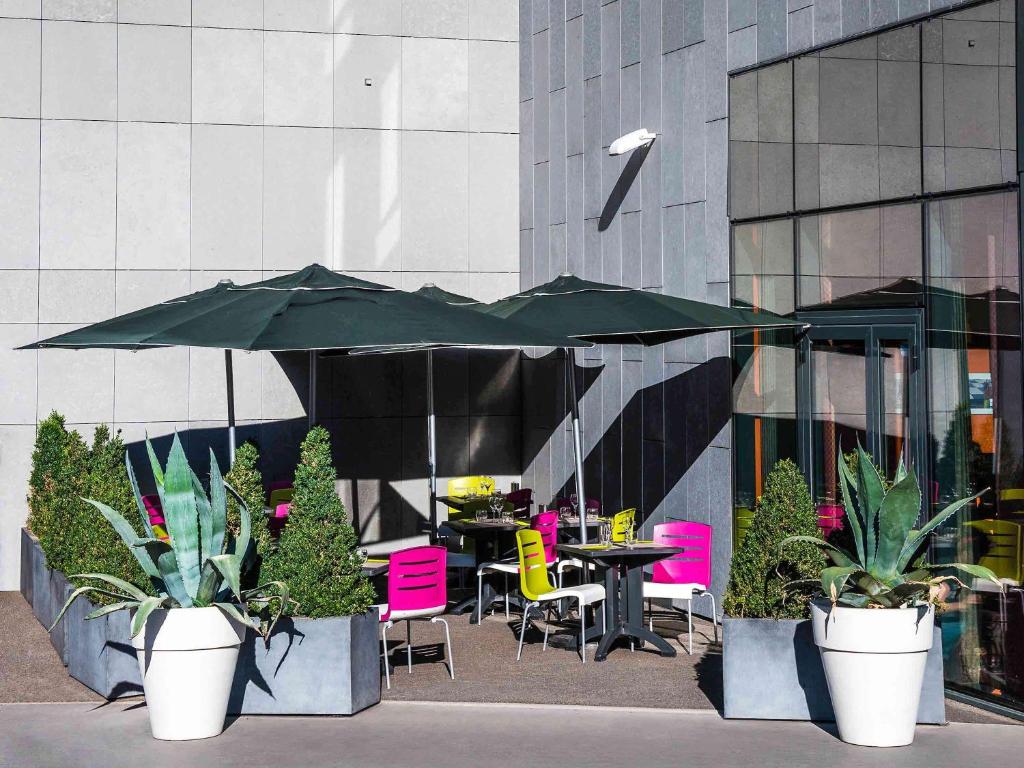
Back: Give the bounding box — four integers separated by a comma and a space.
722, 616, 946, 724
65, 590, 144, 699
20, 529, 71, 664
229, 610, 381, 716
20, 528, 144, 697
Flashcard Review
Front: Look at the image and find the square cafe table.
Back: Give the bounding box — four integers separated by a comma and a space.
443, 519, 532, 623
556, 542, 684, 661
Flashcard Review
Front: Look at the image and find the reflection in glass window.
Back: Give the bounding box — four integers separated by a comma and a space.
922, 5, 1016, 193
728, 61, 794, 220
797, 204, 923, 308
927, 191, 1024, 710
732, 219, 795, 315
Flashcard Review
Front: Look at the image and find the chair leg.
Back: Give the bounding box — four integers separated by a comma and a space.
707, 593, 719, 643
476, 571, 483, 625
517, 602, 538, 661
381, 621, 392, 690
580, 600, 587, 664
406, 621, 413, 673
647, 597, 653, 633
431, 616, 455, 680
504, 573, 509, 619
686, 599, 693, 655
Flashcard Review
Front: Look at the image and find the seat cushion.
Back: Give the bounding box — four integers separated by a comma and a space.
641, 581, 706, 600
542, 583, 605, 606
376, 603, 446, 622
477, 559, 518, 576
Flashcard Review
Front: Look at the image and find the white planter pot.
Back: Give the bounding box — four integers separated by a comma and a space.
810, 599, 934, 747
131, 607, 246, 741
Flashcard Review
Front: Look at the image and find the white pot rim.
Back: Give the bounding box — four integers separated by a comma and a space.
130, 606, 247, 652
810, 599, 934, 654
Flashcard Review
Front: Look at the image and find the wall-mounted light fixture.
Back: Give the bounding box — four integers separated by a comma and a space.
608, 128, 657, 156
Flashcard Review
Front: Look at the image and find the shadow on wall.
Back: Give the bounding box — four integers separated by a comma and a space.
123, 347, 522, 547
522, 350, 732, 523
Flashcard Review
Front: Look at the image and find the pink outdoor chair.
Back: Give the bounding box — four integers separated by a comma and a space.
816, 503, 845, 536
376, 545, 454, 689
141, 494, 168, 542
642, 521, 718, 654
555, 497, 601, 516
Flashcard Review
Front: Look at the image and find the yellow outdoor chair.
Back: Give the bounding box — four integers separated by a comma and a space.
610, 508, 637, 543
515, 528, 605, 663
267, 487, 294, 510
965, 518, 1023, 584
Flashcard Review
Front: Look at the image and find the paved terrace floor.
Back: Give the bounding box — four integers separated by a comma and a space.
2, 700, 1022, 768
1, 590, 1016, 727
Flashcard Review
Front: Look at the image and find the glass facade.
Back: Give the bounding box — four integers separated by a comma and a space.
729, 0, 1024, 714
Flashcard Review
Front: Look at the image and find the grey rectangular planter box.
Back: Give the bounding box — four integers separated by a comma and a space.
65, 591, 144, 699
229, 610, 381, 715
21, 529, 71, 664
723, 616, 946, 724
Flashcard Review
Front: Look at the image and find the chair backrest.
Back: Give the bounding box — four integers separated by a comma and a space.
610, 508, 636, 542
141, 494, 163, 523
384, 545, 448, 620
816, 503, 845, 536
268, 487, 293, 509
530, 510, 559, 564
516, 529, 555, 602
652, 521, 712, 587
506, 488, 533, 515
447, 476, 495, 497
266, 479, 293, 498
966, 519, 1023, 582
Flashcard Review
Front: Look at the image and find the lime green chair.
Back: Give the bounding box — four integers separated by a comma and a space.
515, 529, 605, 663
447, 476, 495, 499
610, 508, 637, 542
733, 506, 756, 551
965, 519, 1023, 583
267, 487, 293, 509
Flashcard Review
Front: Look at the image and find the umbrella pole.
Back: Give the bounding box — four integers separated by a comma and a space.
225, 350, 236, 465
566, 347, 588, 544
308, 350, 317, 428
427, 350, 438, 542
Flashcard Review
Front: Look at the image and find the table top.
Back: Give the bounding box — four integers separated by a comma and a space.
361, 559, 389, 577
444, 518, 525, 535
559, 516, 604, 527
556, 542, 683, 564
437, 494, 505, 509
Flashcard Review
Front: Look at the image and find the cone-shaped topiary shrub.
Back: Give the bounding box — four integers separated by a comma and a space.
64, 426, 153, 602
27, 412, 89, 574
224, 440, 272, 588
723, 459, 825, 619
260, 426, 375, 618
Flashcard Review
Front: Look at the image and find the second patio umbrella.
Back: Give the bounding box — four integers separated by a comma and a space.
480, 273, 804, 542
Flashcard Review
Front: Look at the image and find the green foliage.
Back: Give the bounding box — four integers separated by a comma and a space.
27, 412, 90, 575
51, 434, 290, 638
224, 440, 272, 588
261, 426, 375, 618
65, 427, 153, 604
782, 446, 1001, 608
724, 459, 825, 619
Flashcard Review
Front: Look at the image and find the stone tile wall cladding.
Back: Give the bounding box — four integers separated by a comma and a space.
518, 0, 980, 608
0, 0, 521, 589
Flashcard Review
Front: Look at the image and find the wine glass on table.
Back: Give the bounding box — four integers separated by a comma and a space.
489, 492, 505, 521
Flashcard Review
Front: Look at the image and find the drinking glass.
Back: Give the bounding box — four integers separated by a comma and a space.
585, 504, 598, 520
624, 522, 636, 547
569, 493, 579, 514
559, 505, 571, 522
475, 508, 487, 522
489, 492, 505, 520
599, 521, 611, 547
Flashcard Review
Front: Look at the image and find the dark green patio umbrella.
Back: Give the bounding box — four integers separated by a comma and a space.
480, 272, 804, 542
22, 266, 588, 471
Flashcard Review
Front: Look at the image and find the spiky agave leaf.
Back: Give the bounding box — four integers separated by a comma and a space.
854, 444, 885, 569
161, 435, 201, 601
896, 490, 987, 572
873, 467, 922, 578
208, 450, 227, 558
125, 453, 155, 540
837, 452, 867, 566
131, 595, 173, 638
191, 468, 213, 564
82, 498, 161, 581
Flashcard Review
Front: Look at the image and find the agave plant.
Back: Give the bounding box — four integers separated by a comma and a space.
782, 446, 1000, 608
50, 434, 289, 638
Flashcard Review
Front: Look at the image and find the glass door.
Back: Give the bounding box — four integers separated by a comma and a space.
797, 310, 927, 510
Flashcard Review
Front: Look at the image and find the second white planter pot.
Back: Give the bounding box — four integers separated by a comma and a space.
131, 606, 246, 741
810, 600, 934, 747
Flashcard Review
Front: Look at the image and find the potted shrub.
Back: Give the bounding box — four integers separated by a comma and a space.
782, 446, 1000, 747
233, 426, 381, 715
721, 459, 831, 719
49, 434, 288, 741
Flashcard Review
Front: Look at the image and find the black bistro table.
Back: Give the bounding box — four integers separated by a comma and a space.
556, 542, 684, 661
443, 519, 531, 623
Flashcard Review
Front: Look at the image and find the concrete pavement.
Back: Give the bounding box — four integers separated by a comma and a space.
1, 700, 1021, 768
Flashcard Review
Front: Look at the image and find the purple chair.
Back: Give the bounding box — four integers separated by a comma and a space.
506, 487, 534, 517
555, 497, 602, 516
376, 545, 454, 689
642, 521, 717, 654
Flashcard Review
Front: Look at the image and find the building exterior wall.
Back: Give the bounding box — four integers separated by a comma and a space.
517, 0, 982, 603
0, 0, 520, 589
